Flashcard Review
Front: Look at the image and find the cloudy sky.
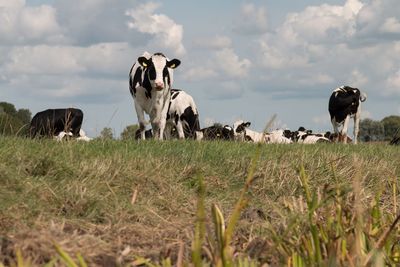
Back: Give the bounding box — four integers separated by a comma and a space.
1, 0, 399, 137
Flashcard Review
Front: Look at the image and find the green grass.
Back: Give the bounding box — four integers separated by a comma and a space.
0, 136, 399, 266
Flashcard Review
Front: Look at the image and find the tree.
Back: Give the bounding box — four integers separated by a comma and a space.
120, 124, 139, 140
100, 127, 114, 140
0, 102, 17, 116
0, 102, 31, 136
359, 118, 385, 142
15, 109, 31, 125
381, 116, 400, 140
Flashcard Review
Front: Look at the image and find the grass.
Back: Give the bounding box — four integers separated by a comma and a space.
0, 136, 399, 266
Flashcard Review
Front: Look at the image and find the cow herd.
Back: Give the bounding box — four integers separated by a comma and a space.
28, 51, 370, 145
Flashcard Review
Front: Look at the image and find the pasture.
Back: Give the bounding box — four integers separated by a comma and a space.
0, 137, 399, 266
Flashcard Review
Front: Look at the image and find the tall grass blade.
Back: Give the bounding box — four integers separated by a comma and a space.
192, 174, 206, 267
54, 243, 78, 267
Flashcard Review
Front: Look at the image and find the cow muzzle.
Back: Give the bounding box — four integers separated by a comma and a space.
155, 81, 164, 91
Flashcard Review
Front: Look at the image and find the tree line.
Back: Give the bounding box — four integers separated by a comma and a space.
1, 101, 399, 141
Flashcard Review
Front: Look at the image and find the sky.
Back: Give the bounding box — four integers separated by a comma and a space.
1, 0, 400, 137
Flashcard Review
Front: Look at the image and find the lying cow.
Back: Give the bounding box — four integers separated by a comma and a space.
288, 127, 331, 144
328, 85, 367, 144
266, 129, 293, 144
233, 120, 267, 143
129, 52, 181, 140
196, 124, 234, 141
30, 108, 84, 138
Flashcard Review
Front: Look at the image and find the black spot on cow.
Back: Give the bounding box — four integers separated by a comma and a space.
199, 124, 234, 141
180, 106, 200, 138
171, 91, 180, 100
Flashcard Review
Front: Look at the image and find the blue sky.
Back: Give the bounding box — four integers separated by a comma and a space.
1, 0, 400, 137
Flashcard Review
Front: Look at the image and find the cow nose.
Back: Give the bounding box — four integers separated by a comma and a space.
155, 81, 164, 90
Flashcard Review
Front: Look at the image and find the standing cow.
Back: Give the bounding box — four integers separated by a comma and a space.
328, 86, 367, 144
29, 108, 83, 138
129, 52, 181, 140
165, 89, 200, 139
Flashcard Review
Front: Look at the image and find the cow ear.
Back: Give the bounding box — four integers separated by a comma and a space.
244, 122, 251, 127
138, 57, 150, 68
167, 59, 181, 69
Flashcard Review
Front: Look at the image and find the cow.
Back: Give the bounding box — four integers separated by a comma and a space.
328, 85, 367, 144
295, 130, 331, 144
232, 120, 294, 144
266, 129, 293, 144
233, 120, 268, 143
29, 108, 84, 138
195, 124, 234, 141
165, 89, 200, 139
129, 52, 181, 140
287, 127, 331, 144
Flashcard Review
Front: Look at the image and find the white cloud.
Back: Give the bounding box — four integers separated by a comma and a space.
233, 3, 268, 35
380, 17, 400, 33
183, 66, 217, 82
280, 0, 363, 44
193, 36, 232, 50
215, 48, 251, 78
0, 2, 62, 44
2, 43, 133, 76
0, 0, 24, 8
126, 2, 185, 56
355, 0, 400, 42
258, 40, 309, 69
346, 69, 368, 88
385, 70, 400, 96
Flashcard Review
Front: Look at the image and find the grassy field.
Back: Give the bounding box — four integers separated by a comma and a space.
0, 137, 399, 266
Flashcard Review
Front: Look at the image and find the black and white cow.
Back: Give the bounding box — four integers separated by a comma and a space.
233, 120, 266, 142
195, 124, 234, 141
165, 89, 200, 139
233, 120, 293, 143
293, 128, 331, 144
328, 86, 367, 144
129, 52, 181, 140
29, 108, 84, 138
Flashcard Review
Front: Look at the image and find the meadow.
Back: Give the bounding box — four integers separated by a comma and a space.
0, 137, 399, 266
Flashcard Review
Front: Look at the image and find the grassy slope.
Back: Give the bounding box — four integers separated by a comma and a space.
0, 137, 399, 266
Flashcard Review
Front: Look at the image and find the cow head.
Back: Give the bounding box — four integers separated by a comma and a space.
233, 120, 251, 141
138, 53, 181, 91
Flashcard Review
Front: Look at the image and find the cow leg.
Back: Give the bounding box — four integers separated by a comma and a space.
164, 123, 172, 140
353, 112, 361, 145
134, 102, 147, 140
331, 119, 340, 143
175, 120, 185, 139
341, 116, 350, 144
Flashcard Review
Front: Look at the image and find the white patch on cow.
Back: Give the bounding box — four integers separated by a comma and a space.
54, 131, 73, 142
76, 128, 92, 142
266, 129, 292, 144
